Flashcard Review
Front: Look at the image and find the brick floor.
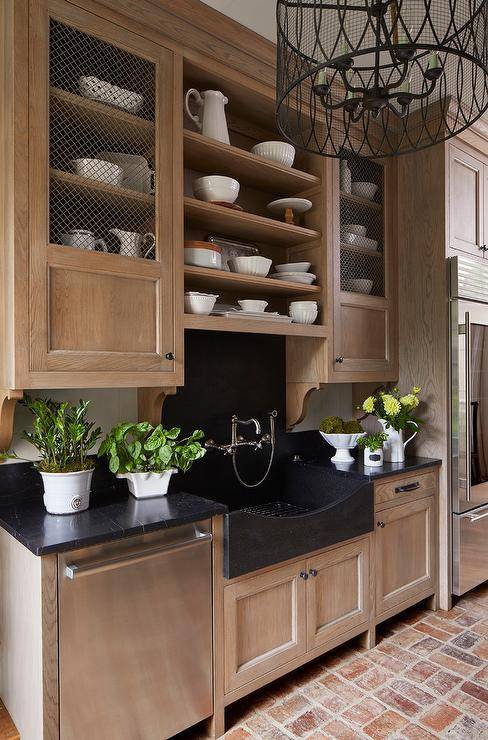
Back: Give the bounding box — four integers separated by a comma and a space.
181, 583, 488, 739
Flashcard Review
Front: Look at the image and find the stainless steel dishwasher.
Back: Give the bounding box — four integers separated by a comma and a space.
58, 521, 213, 740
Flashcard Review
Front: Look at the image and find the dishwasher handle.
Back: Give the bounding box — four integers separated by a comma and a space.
64, 529, 212, 580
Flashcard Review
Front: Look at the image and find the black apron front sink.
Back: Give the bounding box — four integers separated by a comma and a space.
224, 460, 374, 578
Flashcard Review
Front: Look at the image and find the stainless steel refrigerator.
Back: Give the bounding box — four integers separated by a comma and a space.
451, 256, 488, 595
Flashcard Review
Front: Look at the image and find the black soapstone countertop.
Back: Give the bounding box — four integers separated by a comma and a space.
0, 462, 227, 556
291, 454, 441, 480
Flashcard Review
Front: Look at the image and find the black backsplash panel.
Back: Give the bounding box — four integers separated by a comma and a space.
163, 331, 325, 509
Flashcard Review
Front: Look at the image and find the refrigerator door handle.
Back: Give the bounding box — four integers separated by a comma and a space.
464, 311, 472, 501
461, 505, 488, 523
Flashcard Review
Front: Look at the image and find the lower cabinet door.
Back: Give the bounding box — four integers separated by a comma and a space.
376, 496, 436, 617
306, 538, 370, 651
224, 561, 307, 693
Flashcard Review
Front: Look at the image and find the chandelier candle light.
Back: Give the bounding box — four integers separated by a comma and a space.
276, 1, 488, 158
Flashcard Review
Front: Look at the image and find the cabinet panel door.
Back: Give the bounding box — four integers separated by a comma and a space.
28, 0, 182, 385
224, 562, 307, 693
306, 538, 370, 651
376, 497, 436, 617
449, 145, 484, 257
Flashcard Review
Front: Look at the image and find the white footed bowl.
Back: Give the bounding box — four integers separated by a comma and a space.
193, 175, 240, 203
251, 141, 296, 168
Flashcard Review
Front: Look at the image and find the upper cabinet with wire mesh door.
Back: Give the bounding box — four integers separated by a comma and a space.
339, 152, 385, 299
49, 19, 157, 260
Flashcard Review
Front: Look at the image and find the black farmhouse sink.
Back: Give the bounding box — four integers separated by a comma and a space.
223, 458, 374, 578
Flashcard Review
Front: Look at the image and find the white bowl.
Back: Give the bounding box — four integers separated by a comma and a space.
275, 262, 311, 273
343, 224, 367, 237
71, 158, 123, 186
271, 272, 316, 285
184, 292, 219, 315
319, 432, 366, 464
228, 256, 272, 276
290, 301, 318, 309
238, 300, 268, 313
184, 246, 222, 270
341, 232, 378, 251
290, 307, 318, 325
343, 279, 373, 294
251, 141, 296, 168
193, 175, 240, 204
352, 182, 378, 201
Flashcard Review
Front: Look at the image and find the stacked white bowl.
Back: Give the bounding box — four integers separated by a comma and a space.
289, 301, 318, 324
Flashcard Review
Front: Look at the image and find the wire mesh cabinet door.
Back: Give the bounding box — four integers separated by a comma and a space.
28, 0, 182, 386
331, 155, 398, 381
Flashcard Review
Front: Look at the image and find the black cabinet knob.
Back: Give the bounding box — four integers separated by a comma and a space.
377, 521, 386, 528
309, 569, 318, 577
165, 352, 175, 361
299, 571, 309, 580
335, 356, 344, 364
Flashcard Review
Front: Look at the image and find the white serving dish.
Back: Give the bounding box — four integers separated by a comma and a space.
271, 272, 316, 285
228, 256, 272, 277
238, 300, 268, 313
289, 307, 318, 325
320, 432, 366, 464
71, 158, 123, 186
193, 175, 240, 204
184, 292, 219, 315
267, 198, 313, 218
341, 232, 379, 251
251, 141, 296, 168
79, 76, 143, 113
343, 278, 374, 294
274, 262, 311, 273
184, 246, 222, 270
352, 181, 378, 200
343, 224, 367, 237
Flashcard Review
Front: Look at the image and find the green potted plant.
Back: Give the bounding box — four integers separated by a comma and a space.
361, 386, 422, 462
357, 432, 388, 468
0, 396, 101, 514
98, 422, 206, 499
318, 416, 365, 463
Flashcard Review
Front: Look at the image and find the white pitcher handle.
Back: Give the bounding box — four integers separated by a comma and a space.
403, 421, 419, 449
185, 88, 203, 130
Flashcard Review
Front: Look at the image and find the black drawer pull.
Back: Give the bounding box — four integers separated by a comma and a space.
395, 482, 420, 494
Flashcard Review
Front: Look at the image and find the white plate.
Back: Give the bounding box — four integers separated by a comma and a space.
343, 279, 373, 294
266, 198, 313, 216
274, 262, 311, 273
271, 272, 316, 284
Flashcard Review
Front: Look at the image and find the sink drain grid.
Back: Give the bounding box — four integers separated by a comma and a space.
240, 501, 312, 518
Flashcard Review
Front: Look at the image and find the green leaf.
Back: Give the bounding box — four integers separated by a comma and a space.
109, 455, 120, 474
158, 444, 172, 464
165, 427, 181, 440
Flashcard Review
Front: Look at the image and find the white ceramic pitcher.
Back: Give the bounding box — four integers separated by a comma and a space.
185, 89, 230, 144
379, 419, 419, 463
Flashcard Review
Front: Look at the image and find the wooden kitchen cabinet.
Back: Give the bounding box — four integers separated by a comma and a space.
1, 0, 183, 396
223, 561, 307, 693
449, 144, 485, 257
306, 538, 370, 651
375, 486, 437, 620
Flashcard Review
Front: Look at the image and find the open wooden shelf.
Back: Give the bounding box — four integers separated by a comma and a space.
184, 198, 320, 247
184, 265, 320, 296
50, 168, 155, 207
184, 130, 320, 195
184, 314, 328, 337
340, 243, 383, 258
340, 192, 382, 212
50, 86, 154, 149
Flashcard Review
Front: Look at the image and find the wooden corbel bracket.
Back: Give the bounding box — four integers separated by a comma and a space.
137, 387, 177, 426
286, 382, 320, 431
0, 389, 24, 453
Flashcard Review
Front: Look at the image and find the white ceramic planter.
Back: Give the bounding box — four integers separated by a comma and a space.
40, 469, 93, 515
363, 447, 384, 468
319, 432, 366, 464
117, 469, 177, 499
379, 420, 419, 463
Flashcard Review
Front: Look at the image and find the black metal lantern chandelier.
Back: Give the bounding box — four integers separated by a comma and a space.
276, 1, 488, 158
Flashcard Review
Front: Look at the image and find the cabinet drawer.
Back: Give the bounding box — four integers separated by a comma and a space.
375, 470, 437, 508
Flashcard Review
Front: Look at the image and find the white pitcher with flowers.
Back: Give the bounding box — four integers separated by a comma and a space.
361, 387, 422, 463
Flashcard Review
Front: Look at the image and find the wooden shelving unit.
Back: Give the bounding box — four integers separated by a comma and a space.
50, 86, 154, 149
184, 314, 327, 337
340, 192, 382, 212
184, 130, 320, 195
184, 198, 320, 247
50, 168, 155, 207
184, 265, 320, 297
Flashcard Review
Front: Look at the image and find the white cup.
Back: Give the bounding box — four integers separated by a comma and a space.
108, 229, 155, 258
60, 229, 107, 251
238, 300, 268, 313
